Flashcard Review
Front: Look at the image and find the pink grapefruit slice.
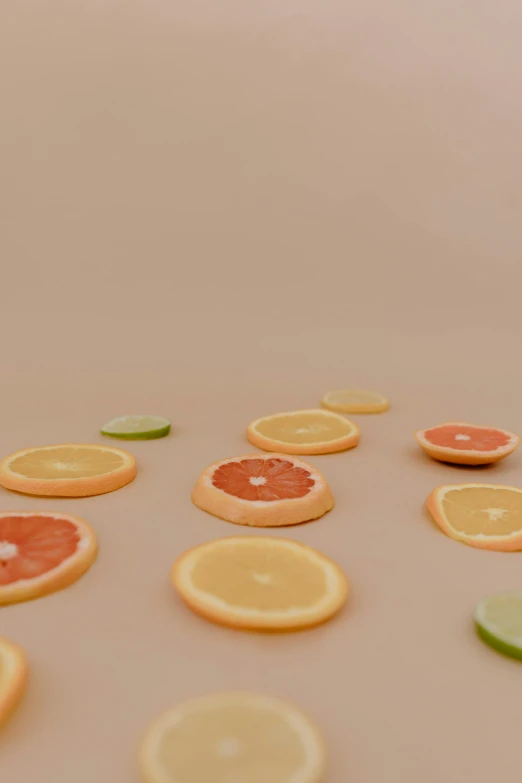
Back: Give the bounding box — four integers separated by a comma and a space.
415, 422, 520, 466
0, 511, 98, 605
192, 453, 334, 527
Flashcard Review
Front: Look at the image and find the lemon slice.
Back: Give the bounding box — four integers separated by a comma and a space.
101, 415, 171, 440
321, 389, 389, 414
0, 637, 28, 729
247, 409, 359, 455
475, 591, 522, 660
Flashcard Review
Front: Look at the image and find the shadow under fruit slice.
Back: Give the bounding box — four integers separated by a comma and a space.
0, 637, 28, 730
475, 591, 522, 661
171, 536, 349, 631
0, 443, 136, 497
415, 422, 519, 465
247, 409, 359, 455
139, 692, 326, 783
426, 483, 522, 551
0, 511, 98, 605
191, 453, 334, 527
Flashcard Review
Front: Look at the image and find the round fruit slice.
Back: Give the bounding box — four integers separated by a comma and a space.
101, 414, 171, 440
0, 637, 28, 730
415, 422, 519, 465
247, 409, 359, 455
0, 444, 137, 497
192, 453, 334, 527
0, 511, 98, 605
321, 388, 389, 414
171, 536, 349, 631
475, 591, 522, 661
426, 483, 522, 551
140, 691, 326, 783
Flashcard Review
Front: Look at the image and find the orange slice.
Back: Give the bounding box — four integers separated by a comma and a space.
0, 511, 98, 604
426, 484, 522, 551
0, 637, 28, 730
247, 409, 359, 455
0, 444, 137, 497
139, 692, 326, 783
321, 388, 389, 414
415, 422, 519, 466
171, 536, 349, 631
192, 453, 334, 527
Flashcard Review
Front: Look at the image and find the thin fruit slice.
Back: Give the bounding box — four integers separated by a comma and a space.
192, 453, 334, 527
0, 511, 98, 605
426, 483, 522, 551
171, 536, 349, 630
140, 692, 326, 783
0, 443, 136, 497
247, 409, 359, 455
415, 421, 519, 465
321, 388, 389, 414
101, 414, 171, 440
475, 591, 522, 661
0, 637, 28, 730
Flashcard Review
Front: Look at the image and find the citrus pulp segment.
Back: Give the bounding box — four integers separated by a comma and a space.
475, 591, 522, 661
321, 389, 389, 414
101, 414, 171, 440
415, 422, 519, 465
0, 511, 98, 605
247, 409, 359, 455
0, 444, 136, 497
0, 637, 28, 730
426, 483, 522, 551
171, 536, 349, 631
191, 453, 334, 527
139, 691, 326, 783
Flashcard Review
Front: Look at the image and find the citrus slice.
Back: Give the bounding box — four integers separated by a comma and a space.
192, 453, 334, 527
321, 388, 389, 414
247, 409, 359, 455
415, 422, 519, 465
0, 443, 137, 497
171, 536, 349, 630
139, 692, 326, 783
0, 637, 28, 730
475, 591, 522, 661
0, 511, 98, 604
426, 483, 522, 551
101, 414, 171, 440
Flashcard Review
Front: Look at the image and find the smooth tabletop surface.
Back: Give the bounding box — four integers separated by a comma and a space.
1, 1, 522, 781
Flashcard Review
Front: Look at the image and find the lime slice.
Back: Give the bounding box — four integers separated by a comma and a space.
475, 591, 522, 661
101, 415, 171, 440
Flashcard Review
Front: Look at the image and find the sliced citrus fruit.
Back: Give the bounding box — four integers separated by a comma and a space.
192, 453, 334, 527
321, 388, 389, 414
0, 443, 136, 497
247, 409, 359, 455
0, 636, 28, 730
0, 511, 98, 604
426, 483, 522, 551
101, 414, 171, 440
171, 536, 349, 631
415, 421, 519, 465
475, 591, 522, 661
139, 691, 326, 783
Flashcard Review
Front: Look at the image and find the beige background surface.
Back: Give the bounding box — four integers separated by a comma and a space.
1, 1, 522, 780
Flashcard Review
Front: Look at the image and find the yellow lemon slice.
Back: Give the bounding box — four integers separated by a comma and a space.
321, 389, 389, 414
247, 409, 359, 455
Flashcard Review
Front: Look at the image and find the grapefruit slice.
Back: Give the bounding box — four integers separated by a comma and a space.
426, 483, 522, 551
247, 409, 359, 455
171, 536, 349, 631
321, 388, 389, 414
192, 453, 334, 527
0, 637, 28, 730
415, 422, 519, 465
139, 692, 326, 783
475, 591, 522, 661
0, 511, 98, 604
0, 443, 137, 497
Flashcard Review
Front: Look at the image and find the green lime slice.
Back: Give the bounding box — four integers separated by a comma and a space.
101, 414, 171, 440
475, 591, 522, 661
